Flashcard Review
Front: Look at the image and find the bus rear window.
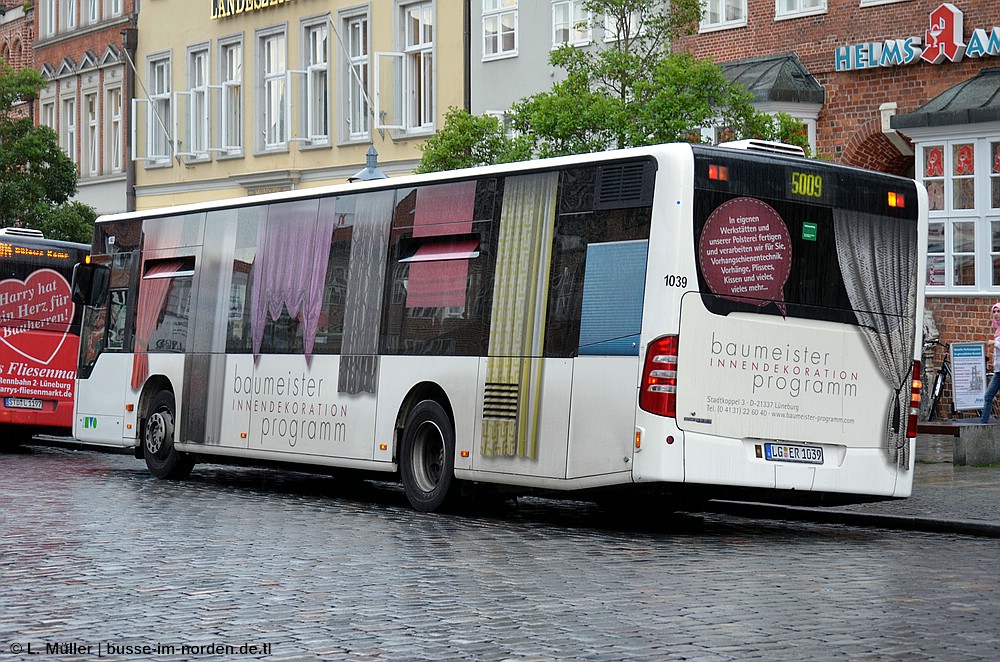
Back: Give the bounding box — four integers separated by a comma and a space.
694, 158, 917, 324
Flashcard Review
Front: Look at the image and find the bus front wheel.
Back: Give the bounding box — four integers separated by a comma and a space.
400, 400, 456, 512
143, 390, 193, 480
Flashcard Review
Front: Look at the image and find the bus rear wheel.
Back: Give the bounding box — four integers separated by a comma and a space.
400, 400, 456, 512
143, 390, 193, 480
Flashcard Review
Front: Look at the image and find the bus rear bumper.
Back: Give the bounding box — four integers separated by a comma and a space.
677, 433, 913, 500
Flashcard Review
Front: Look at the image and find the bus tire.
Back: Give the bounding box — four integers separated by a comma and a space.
142, 390, 193, 480
400, 400, 456, 513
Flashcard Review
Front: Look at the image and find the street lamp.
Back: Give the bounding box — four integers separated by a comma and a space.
348, 145, 388, 182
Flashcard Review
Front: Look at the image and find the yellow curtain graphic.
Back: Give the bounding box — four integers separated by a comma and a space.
482, 173, 559, 459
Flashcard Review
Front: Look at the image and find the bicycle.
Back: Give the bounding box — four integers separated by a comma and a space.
919, 339, 951, 421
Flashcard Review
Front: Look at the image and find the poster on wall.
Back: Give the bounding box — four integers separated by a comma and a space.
950, 342, 986, 411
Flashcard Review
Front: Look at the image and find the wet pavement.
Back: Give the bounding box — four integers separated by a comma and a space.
701, 433, 1000, 537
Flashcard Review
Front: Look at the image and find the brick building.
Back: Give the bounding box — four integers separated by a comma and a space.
1, 1, 34, 118
33, 0, 136, 215
676, 0, 1000, 417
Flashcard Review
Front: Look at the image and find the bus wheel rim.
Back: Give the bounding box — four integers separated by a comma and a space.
145, 411, 169, 455
412, 421, 444, 493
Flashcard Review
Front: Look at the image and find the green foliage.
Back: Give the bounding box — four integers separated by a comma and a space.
416, 107, 531, 174
31, 202, 98, 244
0, 63, 46, 114
418, 0, 814, 172
0, 62, 97, 242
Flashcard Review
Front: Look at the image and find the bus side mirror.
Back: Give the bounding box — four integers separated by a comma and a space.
71, 262, 110, 307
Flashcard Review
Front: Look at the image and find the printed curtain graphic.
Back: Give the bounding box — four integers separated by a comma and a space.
834, 210, 917, 469
578, 240, 647, 355
132, 260, 185, 389
406, 181, 478, 308
251, 199, 336, 359
339, 191, 394, 395
481, 173, 559, 459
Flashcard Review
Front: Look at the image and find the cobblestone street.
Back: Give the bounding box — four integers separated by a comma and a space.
2, 445, 998, 661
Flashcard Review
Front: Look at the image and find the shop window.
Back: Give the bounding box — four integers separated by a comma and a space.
918, 138, 999, 292
992, 141, 1000, 210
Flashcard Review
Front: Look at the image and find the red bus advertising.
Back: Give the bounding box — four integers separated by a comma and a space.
0, 229, 89, 443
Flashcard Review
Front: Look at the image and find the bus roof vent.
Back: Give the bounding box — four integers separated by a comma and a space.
718, 139, 805, 157
0, 227, 45, 237
594, 161, 655, 209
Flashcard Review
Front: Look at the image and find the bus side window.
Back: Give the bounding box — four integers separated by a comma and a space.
107, 289, 128, 350
139, 259, 194, 354
545, 209, 652, 358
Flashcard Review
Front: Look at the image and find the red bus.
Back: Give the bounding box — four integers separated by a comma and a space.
0, 228, 89, 444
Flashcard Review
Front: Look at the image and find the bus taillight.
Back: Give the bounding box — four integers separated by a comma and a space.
640, 336, 678, 418
906, 360, 921, 438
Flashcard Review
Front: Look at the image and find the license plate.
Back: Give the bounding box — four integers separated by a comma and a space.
5, 397, 43, 410
764, 443, 824, 465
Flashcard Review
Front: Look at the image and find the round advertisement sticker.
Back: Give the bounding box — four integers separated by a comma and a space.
697, 197, 792, 314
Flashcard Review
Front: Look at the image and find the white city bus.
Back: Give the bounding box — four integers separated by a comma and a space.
71, 142, 926, 512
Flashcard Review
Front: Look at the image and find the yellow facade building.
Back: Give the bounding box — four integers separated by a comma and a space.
132, 0, 466, 210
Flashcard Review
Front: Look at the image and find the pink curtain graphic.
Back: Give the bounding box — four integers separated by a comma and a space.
131, 260, 185, 390
406, 181, 477, 309
251, 200, 337, 358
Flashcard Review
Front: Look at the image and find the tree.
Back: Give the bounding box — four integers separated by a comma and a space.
415, 107, 532, 174
0, 62, 96, 243
417, 0, 809, 173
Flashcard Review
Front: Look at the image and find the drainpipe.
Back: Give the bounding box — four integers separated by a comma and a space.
121, 23, 138, 213
464, 0, 471, 112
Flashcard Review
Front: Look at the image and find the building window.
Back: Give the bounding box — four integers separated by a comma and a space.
87, 0, 99, 24
43, 0, 57, 36
700, 0, 746, 32
483, 0, 517, 59
552, 0, 590, 47
85, 93, 99, 176
107, 87, 123, 173
110, 0, 123, 17
919, 139, 999, 290
220, 40, 243, 154
775, 0, 826, 20
259, 30, 287, 150
62, 98, 77, 167
374, 2, 434, 134
304, 22, 330, 145
603, 9, 641, 42
149, 56, 172, 161
186, 48, 210, 158
344, 12, 369, 141
63, 0, 77, 30
41, 102, 56, 130
404, 2, 434, 130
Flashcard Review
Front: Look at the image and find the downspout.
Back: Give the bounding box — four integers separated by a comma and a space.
121, 19, 138, 213
463, 0, 470, 112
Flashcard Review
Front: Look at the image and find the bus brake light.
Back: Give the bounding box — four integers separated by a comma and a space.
708, 164, 728, 181
640, 336, 678, 418
906, 360, 921, 438
888, 191, 905, 208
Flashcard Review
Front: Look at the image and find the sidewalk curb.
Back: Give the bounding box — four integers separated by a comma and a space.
697, 501, 1000, 538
